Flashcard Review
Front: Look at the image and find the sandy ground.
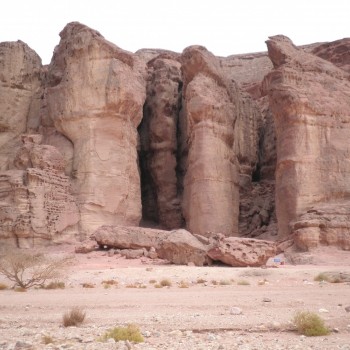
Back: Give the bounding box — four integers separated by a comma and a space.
0, 246, 350, 350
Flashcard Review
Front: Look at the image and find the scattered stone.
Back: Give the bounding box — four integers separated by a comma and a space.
345, 306, 350, 313
230, 307, 243, 315
318, 308, 329, 313
262, 297, 271, 302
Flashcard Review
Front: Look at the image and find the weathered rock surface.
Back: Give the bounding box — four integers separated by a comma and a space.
0, 41, 42, 170
94, 225, 171, 250
46, 22, 147, 235
264, 35, 350, 250
180, 46, 240, 237
312, 38, 350, 73
138, 56, 183, 229
207, 233, 278, 267
157, 229, 212, 266
0, 135, 79, 247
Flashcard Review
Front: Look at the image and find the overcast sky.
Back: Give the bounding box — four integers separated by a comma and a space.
1, 0, 349, 64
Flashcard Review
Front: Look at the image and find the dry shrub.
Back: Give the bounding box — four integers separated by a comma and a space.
0, 282, 8, 290
314, 271, 349, 283
62, 307, 86, 327
160, 278, 172, 287
219, 279, 231, 286
149, 279, 157, 284
81, 282, 95, 288
178, 280, 189, 288
42, 335, 54, 344
100, 324, 144, 343
0, 249, 72, 289
102, 279, 118, 286
293, 311, 330, 336
237, 279, 250, 286
196, 278, 207, 284
44, 281, 65, 290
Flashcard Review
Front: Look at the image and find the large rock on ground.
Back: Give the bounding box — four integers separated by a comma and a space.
179, 46, 240, 237
46, 22, 146, 235
94, 226, 211, 266
93, 226, 171, 250
156, 229, 211, 266
207, 234, 278, 267
263, 35, 350, 250
0, 41, 42, 170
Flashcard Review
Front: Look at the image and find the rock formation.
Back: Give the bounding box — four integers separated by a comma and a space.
1, 22, 349, 260
0, 41, 42, 170
0, 135, 79, 247
179, 46, 240, 237
45, 22, 147, 235
138, 55, 183, 229
264, 35, 350, 250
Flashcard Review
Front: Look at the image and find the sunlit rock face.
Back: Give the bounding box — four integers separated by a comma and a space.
0, 41, 42, 170
264, 35, 350, 250
46, 22, 147, 235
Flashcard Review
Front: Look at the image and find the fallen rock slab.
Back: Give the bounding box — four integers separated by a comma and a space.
157, 229, 212, 266
207, 234, 278, 267
93, 226, 171, 250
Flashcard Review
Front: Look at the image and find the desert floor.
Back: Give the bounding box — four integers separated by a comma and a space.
0, 246, 350, 350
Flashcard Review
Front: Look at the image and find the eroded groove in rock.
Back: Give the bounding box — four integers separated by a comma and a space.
139, 55, 183, 229
46, 22, 147, 235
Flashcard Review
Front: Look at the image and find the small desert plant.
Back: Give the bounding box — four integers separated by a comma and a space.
211, 280, 218, 285
44, 281, 65, 290
14, 287, 27, 292
178, 280, 189, 288
149, 279, 157, 284
314, 272, 345, 283
42, 335, 54, 344
0, 282, 8, 290
62, 307, 86, 327
219, 279, 231, 286
237, 279, 250, 286
160, 278, 172, 287
81, 282, 95, 288
102, 279, 118, 286
0, 250, 72, 289
154, 283, 162, 288
196, 278, 207, 284
100, 324, 144, 343
293, 311, 330, 336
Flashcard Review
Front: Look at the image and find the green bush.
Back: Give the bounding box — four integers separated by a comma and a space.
293, 311, 330, 336
100, 324, 144, 343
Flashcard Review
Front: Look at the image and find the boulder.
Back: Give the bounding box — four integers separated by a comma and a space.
207, 233, 278, 267
93, 225, 171, 250
156, 229, 211, 266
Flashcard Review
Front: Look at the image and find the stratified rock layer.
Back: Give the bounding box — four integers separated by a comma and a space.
264, 35, 350, 250
46, 22, 146, 235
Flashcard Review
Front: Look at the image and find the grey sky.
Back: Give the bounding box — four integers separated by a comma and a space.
1, 0, 349, 64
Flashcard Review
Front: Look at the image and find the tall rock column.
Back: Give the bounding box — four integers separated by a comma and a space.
180, 46, 240, 237
264, 35, 350, 250
46, 23, 146, 235
139, 56, 183, 229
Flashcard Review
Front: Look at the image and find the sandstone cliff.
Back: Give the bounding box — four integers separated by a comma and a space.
1, 22, 349, 256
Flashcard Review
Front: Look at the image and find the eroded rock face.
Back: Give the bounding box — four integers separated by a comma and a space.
0, 41, 42, 170
138, 56, 183, 229
264, 35, 350, 250
180, 46, 240, 237
46, 22, 147, 235
207, 233, 278, 267
0, 135, 79, 247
